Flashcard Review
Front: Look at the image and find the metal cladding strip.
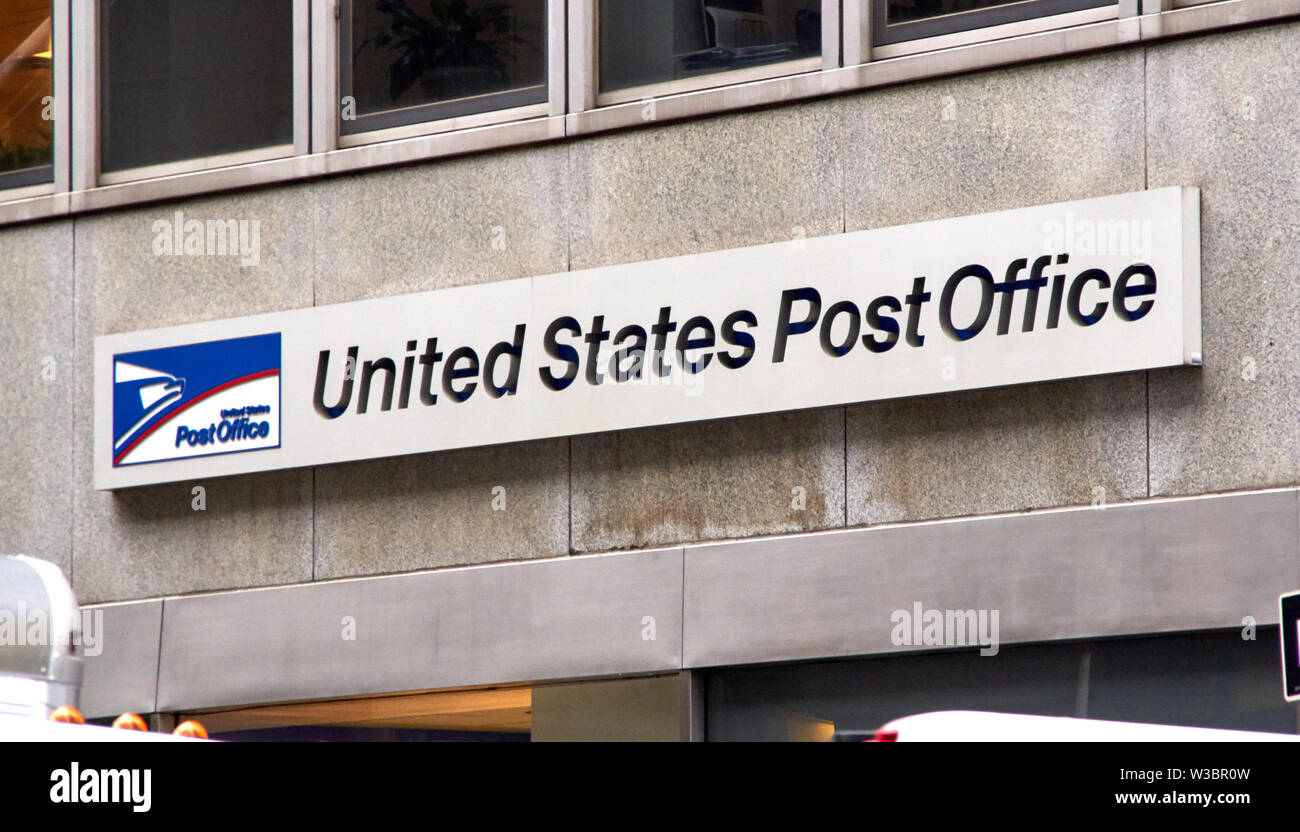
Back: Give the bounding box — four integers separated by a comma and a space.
683, 489, 1300, 668
78, 600, 163, 719
153, 548, 683, 712
80, 489, 1300, 713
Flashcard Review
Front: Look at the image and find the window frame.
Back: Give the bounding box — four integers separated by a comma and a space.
873, 2, 1118, 58
586, 0, 841, 109
78, 0, 311, 189
865, 0, 1118, 59
331, 0, 566, 151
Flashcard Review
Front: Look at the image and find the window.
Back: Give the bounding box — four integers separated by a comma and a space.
99, 0, 294, 176
340, 0, 549, 137
705, 630, 1297, 740
0, 1, 54, 190
598, 0, 822, 98
873, 0, 1115, 48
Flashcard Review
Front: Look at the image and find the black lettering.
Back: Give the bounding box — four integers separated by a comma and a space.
1068, 268, 1111, 326
584, 316, 611, 385
313, 346, 357, 419
773, 287, 821, 363
609, 325, 647, 382
1046, 254, 1069, 329
650, 307, 678, 377
442, 346, 479, 403
994, 258, 1029, 335
418, 338, 443, 406
718, 310, 757, 369
819, 300, 860, 357
863, 296, 902, 353
904, 277, 931, 347
357, 357, 396, 414
676, 316, 715, 374
939, 265, 994, 341
540, 316, 581, 391
1021, 255, 1052, 332
485, 324, 526, 398
398, 340, 417, 409
1113, 264, 1157, 322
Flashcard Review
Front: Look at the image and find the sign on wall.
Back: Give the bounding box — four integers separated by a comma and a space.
94, 187, 1201, 490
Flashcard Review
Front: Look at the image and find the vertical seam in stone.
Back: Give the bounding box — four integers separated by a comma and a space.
311, 467, 317, 581
680, 546, 687, 673
69, 218, 77, 588
1146, 371, 1151, 498
567, 437, 573, 555
843, 406, 848, 528
565, 143, 573, 273
153, 600, 165, 714
1142, 47, 1149, 192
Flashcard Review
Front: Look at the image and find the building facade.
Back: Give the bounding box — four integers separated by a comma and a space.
2, 0, 1299, 739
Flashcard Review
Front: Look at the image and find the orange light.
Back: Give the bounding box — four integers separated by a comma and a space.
49, 706, 84, 724
112, 713, 148, 731
173, 720, 209, 739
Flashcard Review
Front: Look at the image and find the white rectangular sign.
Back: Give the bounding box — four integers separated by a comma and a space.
95, 187, 1201, 489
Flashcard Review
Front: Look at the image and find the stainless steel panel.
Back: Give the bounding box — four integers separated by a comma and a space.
547, 0, 567, 117
683, 489, 1300, 668
821, 0, 842, 70
310, 0, 339, 153
69, 0, 99, 192
156, 548, 683, 711
79, 600, 162, 719
843, 0, 872, 66
292, 0, 311, 157
52, 0, 71, 194
567, 0, 595, 113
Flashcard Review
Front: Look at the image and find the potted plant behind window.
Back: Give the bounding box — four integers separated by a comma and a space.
357, 0, 534, 106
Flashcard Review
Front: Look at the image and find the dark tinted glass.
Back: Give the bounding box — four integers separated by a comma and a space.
875, 0, 1114, 45
887, 0, 1021, 25
706, 630, 1297, 740
599, 0, 821, 93
342, 0, 548, 135
0, 1, 53, 187
101, 0, 293, 173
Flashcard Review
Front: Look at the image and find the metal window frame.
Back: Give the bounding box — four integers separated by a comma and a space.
73, 0, 311, 190
843, 0, 872, 65
873, 0, 1116, 48
841, 0, 1124, 62
586, 0, 842, 108
872, 3, 1119, 58
331, 0, 566, 151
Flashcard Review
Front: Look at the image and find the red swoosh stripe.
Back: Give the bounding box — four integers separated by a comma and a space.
113, 369, 279, 465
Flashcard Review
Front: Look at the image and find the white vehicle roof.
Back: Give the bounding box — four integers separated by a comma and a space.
879, 711, 1300, 742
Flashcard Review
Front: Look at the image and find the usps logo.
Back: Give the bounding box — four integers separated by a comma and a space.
112, 333, 281, 467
